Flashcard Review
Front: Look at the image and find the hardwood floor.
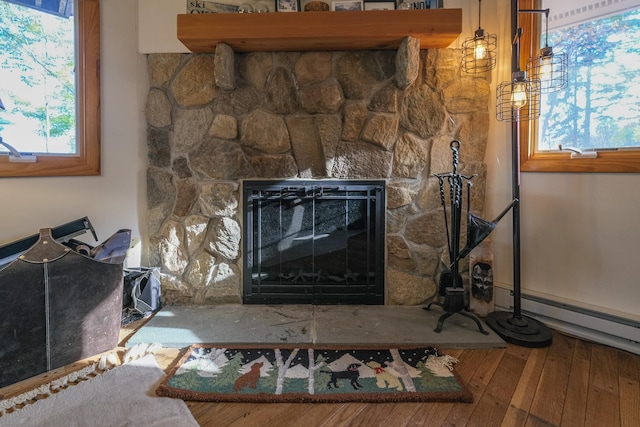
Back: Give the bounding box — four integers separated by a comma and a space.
158, 329, 640, 426
2, 325, 639, 426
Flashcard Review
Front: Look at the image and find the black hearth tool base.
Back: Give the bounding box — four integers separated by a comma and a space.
485, 310, 553, 348
424, 288, 490, 335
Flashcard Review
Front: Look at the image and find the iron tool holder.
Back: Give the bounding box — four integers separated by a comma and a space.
424, 140, 510, 334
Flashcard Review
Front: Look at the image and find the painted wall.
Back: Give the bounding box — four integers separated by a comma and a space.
1, 0, 638, 321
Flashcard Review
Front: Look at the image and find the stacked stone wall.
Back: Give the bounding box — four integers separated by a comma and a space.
145, 42, 491, 305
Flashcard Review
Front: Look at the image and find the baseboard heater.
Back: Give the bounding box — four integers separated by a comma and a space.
494, 286, 640, 355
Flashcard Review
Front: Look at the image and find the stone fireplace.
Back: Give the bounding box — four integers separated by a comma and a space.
145, 44, 490, 306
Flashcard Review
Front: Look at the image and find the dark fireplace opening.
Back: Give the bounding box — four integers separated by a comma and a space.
242, 180, 385, 304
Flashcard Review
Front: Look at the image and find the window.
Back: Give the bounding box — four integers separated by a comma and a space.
0, 0, 100, 177
1, 1, 75, 155
520, 0, 640, 172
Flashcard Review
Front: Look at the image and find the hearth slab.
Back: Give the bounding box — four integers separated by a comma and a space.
125, 305, 506, 349
313, 305, 505, 348
125, 305, 312, 347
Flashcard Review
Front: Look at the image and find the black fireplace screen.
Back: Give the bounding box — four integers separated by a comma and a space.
242, 180, 385, 304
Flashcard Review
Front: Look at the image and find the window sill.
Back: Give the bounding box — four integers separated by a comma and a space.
521, 150, 640, 173
0, 153, 100, 177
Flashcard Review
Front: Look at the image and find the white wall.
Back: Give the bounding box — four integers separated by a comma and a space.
0, 0, 148, 267
139, 0, 188, 53
2, 0, 637, 322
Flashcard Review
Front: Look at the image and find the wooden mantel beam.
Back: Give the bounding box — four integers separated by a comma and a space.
177, 9, 462, 53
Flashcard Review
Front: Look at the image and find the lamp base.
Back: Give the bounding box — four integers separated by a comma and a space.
485, 310, 552, 348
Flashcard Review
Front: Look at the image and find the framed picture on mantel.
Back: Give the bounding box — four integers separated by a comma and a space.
407, 0, 443, 8
300, 0, 330, 10
276, 0, 301, 11
331, 0, 363, 11
364, 0, 395, 10
186, 0, 276, 13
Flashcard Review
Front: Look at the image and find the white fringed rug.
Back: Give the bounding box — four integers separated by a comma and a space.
0, 355, 199, 427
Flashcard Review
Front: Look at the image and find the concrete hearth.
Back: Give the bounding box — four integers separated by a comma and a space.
145, 45, 491, 307
125, 305, 506, 349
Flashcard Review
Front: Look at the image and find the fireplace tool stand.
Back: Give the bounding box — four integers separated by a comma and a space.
424, 140, 493, 335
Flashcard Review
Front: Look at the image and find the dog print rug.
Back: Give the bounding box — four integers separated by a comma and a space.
156, 344, 472, 403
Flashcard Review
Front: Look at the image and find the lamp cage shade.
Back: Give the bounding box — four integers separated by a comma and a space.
526, 46, 568, 93
462, 28, 498, 74
496, 72, 542, 122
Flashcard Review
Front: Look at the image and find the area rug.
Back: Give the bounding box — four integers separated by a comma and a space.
156, 344, 473, 403
1, 355, 199, 427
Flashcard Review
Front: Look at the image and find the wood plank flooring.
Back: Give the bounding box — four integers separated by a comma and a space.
2, 323, 639, 426
181, 331, 640, 427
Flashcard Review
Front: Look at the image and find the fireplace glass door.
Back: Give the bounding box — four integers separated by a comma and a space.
243, 180, 385, 304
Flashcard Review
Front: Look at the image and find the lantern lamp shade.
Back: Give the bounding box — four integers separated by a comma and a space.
462, 28, 498, 74
496, 71, 542, 122
527, 46, 569, 93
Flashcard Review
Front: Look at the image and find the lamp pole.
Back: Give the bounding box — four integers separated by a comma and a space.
485, 0, 552, 348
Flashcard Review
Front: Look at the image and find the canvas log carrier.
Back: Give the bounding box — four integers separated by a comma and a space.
0, 228, 125, 388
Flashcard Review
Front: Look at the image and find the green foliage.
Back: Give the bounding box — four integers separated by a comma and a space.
540, 8, 640, 150
167, 369, 202, 390
415, 360, 461, 392
0, 1, 75, 152
315, 354, 327, 368
314, 364, 332, 392
218, 352, 244, 386
261, 364, 278, 390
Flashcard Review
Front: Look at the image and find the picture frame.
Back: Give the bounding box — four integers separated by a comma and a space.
364, 0, 395, 10
331, 0, 363, 11
276, 0, 300, 11
299, 0, 331, 11
403, 0, 443, 9
186, 0, 276, 14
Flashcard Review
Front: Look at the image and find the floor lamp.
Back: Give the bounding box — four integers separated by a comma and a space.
485, 0, 552, 348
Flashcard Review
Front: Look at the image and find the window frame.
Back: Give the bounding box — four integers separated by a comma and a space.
519, 0, 640, 173
0, 0, 100, 177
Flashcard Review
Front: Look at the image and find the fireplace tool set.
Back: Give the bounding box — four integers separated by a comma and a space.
425, 140, 516, 334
